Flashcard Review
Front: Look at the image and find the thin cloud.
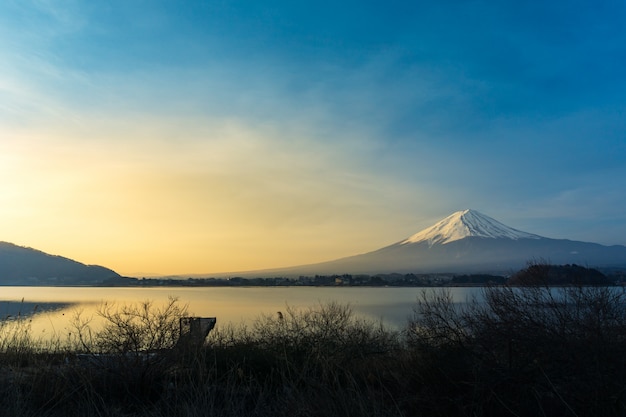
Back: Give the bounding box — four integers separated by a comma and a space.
1, 0, 626, 274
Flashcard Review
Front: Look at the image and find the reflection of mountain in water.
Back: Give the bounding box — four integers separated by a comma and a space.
0, 301, 77, 319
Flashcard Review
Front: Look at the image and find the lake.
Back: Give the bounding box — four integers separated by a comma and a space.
0, 286, 484, 340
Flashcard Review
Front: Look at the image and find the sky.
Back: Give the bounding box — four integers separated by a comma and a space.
1, 0, 626, 276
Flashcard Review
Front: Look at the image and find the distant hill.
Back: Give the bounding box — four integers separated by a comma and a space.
0, 242, 120, 285
231, 209, 626, 277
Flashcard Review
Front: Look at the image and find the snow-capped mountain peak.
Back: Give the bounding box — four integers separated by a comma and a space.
400, 209, 543, 246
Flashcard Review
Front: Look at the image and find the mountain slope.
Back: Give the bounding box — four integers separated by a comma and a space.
239, 210, 626, 276
400, 209, 542, 245
0, 242, 120, 285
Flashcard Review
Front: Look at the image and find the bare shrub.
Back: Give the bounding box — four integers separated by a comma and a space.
0, 300, 409, 416
252, 302, 400, 362
196, 302, 404, 417
408, 283, 626, 416
93, 297, 187, 355
59, 297, 190, 413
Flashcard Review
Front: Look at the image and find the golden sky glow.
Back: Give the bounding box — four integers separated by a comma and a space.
1, 121, 432, 275
2, 1, 626, 276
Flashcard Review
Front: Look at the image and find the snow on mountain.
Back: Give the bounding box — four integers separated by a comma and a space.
400, 209, 543, 246
211, 209, 626, 277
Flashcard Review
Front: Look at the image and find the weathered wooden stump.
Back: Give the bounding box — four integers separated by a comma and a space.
176, 317, 217, 351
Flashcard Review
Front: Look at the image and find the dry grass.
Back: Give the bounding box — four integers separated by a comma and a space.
1, 287, 626, 417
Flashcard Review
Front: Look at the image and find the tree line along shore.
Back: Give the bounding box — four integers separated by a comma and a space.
103, 263, 624, 287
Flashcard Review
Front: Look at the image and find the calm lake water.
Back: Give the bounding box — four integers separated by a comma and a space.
0, 286, 484, 340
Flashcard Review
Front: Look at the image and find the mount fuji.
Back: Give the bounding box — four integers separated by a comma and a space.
247, 209, 626, 276
398, 209, 542, 246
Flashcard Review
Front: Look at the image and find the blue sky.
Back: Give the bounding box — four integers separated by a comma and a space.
1, 0, 625, 275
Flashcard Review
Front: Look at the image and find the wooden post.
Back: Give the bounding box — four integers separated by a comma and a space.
177, 317, 216, 350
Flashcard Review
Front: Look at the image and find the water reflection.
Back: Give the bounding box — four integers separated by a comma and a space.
0, 301, 78, 320
0, 286, 485, 341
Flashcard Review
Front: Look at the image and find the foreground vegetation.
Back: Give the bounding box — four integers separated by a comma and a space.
2, 284, 626, 417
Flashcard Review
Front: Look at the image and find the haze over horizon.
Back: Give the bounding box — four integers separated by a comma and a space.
2, 1, 626, 276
